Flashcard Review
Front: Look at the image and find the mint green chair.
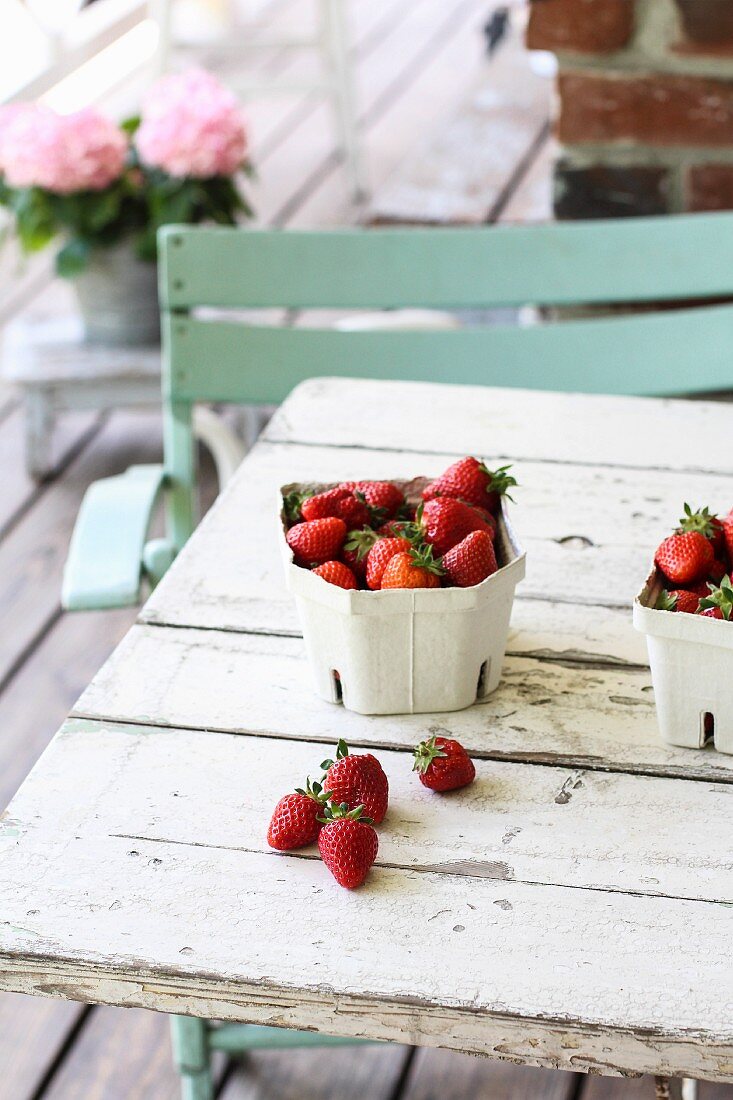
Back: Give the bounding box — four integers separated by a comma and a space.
64, 214, 733, 611
61, 214, 733, 1099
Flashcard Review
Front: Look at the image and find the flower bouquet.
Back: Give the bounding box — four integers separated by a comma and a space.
0, 69, 253, 343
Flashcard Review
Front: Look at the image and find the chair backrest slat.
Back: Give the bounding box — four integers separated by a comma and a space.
159, 216, 733, 311
164, 302, 733, 403
158, 217, 733, 548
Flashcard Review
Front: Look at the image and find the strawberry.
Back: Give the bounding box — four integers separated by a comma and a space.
678, 503, 725, 556
423, 458, 517, 514
321, 739, 389, 824
723, 510, 733, 564
709, 558, 728, 584
413, 735, 475, 792
301, 486, 370, 530
654, 530, 713, 586
365, 536, 413, 590
381, 547, 442, 589
287, 517, 347, 567
342, 527, 379, 583
267, 779, 326, 850
699, 575, 733, 620
419, 498, 494, 558
442, 530, 498, 587
317, 804, 378, 889
356, 480, 404, 521
312, 560, 358, 589
656, 589, 701, 615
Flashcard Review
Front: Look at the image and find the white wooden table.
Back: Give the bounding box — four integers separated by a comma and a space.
1, 379, 732, 1089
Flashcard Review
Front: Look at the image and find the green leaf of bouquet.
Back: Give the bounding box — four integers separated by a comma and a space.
55, 237, 91, 278
86, 188, 122, 231
121, 115, 141, 135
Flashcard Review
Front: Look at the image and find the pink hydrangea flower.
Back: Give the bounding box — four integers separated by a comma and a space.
136, 69, 248, 179
0, 104, 127, 193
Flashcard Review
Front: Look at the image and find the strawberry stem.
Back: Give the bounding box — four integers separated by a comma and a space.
412, 734, 448, 774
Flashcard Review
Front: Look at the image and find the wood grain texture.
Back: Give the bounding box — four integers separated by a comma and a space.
262, 379, 733, 475
0, 410, 162, 689
367, 17, 551, 225
0, 718, 732, 1083
39, 1006, 219, 1100
74, 625, 733, 782
14, 718, 733, 903
0, 993, 82, 1100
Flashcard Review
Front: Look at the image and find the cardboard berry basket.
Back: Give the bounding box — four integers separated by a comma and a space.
279, 479, 526, 716
633, 567, 733, 754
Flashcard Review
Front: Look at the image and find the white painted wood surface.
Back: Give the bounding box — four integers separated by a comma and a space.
1, 378, 733, 1084
21, 717, 733, 903
0, 724, 732, 1081
262, 378, 733, 474
75, 623, 733, 781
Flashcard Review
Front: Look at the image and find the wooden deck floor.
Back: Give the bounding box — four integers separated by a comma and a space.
0, 1, 729, 1096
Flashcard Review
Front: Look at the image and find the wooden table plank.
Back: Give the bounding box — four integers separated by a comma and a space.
0, 747, 730, 1081
24, 718, 733, 903
2, 379, 732, 1091
262, 380, 733, 475
140, 438, 733, 634
75, 625, 733, 782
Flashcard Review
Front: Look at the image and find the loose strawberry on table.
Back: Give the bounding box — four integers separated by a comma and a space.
286, 517, 347, 567
317, 804, 378, 889
413, 735, 475, 792
267, 778, 327, 850
321, 739, 389, 823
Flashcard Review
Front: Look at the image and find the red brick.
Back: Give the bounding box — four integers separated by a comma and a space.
558, 72, 733, 146
687, 164, 733, 211
527, 0, 634, 53
674, 0, 733, 49
555, 161, 670, 218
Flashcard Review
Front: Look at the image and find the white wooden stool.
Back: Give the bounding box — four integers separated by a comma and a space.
1, 315, 247, 482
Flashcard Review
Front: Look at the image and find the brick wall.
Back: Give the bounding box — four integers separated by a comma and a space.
527, 0, 733, 217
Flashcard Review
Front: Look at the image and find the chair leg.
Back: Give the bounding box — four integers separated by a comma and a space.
319, 0, 365, 201
170, 1015, 214, 1100
24, 387, 55, 481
